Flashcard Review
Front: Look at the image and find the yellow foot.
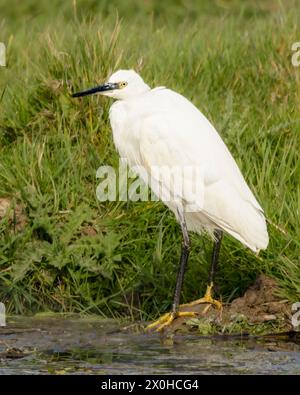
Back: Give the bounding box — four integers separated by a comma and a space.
146, 311, 197, 332
180, 283, 222, 313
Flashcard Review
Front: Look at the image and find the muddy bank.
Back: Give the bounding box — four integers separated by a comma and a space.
167, 274, 294, 334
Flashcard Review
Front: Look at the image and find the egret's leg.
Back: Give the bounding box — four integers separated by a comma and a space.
180, 229, 223, 312
146, 209, 197, 332
208, 229, 223, 287
172, 208, 190, 314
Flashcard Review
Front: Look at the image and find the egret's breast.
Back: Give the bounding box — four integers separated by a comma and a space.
109, 101, 142, 167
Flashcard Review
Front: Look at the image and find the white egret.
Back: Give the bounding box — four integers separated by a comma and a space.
72, 69, 269, 331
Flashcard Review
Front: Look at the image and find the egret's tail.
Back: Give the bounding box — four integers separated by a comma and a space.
213, 208, 269, 253
201, 182, 269, 253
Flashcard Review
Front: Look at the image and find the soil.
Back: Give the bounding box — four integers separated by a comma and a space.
167, 274, 293, 333
0, 197, 26, 232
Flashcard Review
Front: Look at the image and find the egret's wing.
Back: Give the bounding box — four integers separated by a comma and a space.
138, 114, 205, 211
135, 88, 264, 213
134, 89, 268, 250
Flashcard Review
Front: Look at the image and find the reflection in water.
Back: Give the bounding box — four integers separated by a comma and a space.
0, 316, 299, 374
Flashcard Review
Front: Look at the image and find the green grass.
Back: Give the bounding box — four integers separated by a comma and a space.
0, 0, 299, 321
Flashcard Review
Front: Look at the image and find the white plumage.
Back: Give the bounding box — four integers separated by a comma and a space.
72, 69, 269, 330
105, 69, 268, 253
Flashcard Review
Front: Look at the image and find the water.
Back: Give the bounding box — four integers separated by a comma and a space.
0, 315, 299, 374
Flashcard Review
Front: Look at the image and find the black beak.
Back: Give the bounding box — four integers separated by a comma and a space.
72, 82, 118, 98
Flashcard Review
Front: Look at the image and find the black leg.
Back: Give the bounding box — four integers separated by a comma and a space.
146, 216, 222, 331
208, 229, 223, 286
172, 209, 190, 314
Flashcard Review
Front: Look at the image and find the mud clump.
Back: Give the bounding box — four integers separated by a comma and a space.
0, 197, 26, 232
228, 274, 290, 325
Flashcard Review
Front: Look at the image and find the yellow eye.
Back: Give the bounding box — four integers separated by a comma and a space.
119, 81, 128, 89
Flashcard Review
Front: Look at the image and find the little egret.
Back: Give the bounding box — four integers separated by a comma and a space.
72, 69, 269, 331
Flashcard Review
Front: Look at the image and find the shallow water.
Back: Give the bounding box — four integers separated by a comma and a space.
0, 316, 299, 375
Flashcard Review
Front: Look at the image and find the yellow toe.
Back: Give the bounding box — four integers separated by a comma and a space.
146, 283, 222, 332
146, 311, 197, 332
146, 312, 173, 331
180, 283, 222, 312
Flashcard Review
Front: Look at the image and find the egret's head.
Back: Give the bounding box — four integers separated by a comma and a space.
72, 69, 150, 100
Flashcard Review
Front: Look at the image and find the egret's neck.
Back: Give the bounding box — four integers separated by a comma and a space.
136, 82, 151, 95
